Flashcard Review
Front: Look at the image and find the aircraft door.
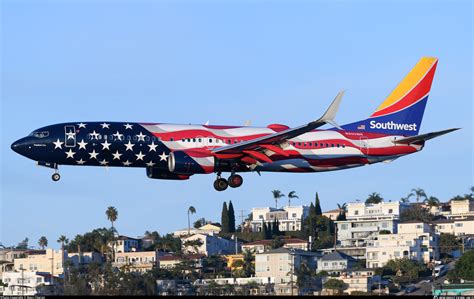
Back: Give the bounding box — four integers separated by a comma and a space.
359, 136, 369, 155
64, 125, 77, 147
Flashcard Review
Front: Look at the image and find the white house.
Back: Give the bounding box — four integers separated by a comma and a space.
181, 233, 241, 256
317, 251, 357, 274
249, 206, 309, 232
1, 271, 56, 295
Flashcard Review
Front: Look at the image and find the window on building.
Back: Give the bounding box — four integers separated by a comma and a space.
354, 210, 359, 215
456, 223, 463, 227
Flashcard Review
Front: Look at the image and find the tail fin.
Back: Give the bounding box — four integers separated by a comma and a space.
341, 57, 438, 136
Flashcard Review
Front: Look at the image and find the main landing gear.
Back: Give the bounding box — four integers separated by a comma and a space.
213, 173, 243, 191
52, 173, 61, 181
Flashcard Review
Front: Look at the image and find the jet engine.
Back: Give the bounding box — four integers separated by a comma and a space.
146, 167, 190, 180
168, 150, 215, 175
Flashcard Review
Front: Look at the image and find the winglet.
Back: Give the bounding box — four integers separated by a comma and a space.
313, 90, 345, 129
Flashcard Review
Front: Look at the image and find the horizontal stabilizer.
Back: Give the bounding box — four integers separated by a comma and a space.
393, 128, 460, 145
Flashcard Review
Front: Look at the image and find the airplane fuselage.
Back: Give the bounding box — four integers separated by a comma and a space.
11, 121, 423, 178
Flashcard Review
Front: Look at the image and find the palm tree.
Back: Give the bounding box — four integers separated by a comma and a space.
187, 206, 196, 236
337, 203, 347, 220
410, 188, 427, 203
424, 196, 440, 209
366, 192, 383, 204
271, 190, 285, 209
38, 236, 48, 249
400, 196, 410, 203
57, 235, 69, 274
106, 206, 118, 261
287, 191, 299, 207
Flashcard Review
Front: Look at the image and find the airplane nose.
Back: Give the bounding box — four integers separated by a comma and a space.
11, 137, 29, 155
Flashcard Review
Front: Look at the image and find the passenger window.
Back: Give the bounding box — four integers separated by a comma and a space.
304, 143, 307, 147
234, 139, 238, 144
331, 144, 334, 147
187, 138, 191, 142
182, 139, 185, 142
170, 138, 174, 141
193, 138, 196, 142
342, 145, 346, 148
320, 143, 323, 147
298, 142, 301, 146
337, 144, 340, 148
309, 142, 312, 146
228, 139, 231, 144
198, 138, 202, 142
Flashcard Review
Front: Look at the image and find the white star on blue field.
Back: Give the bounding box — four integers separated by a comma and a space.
1, 0, 472, 248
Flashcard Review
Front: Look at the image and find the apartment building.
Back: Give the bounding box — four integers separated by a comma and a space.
366, 221, 439, 268
255, 248, 319, 295
13, 249, 67, 276
242, 238, 308, 253
67, 252, 103, 266
321, 269, 382, 294
432, 217, 474, 236
317, 251, 357, 274
249, 206, 309, 232
109, 235, 140, 253
181, 233, 241, 256
158, 254, 205, 270
446, 199, 474, 219
173, 223, 222, 237
335, 201, 409, 247
113, 251, 159, 272
1, 271, 56, 296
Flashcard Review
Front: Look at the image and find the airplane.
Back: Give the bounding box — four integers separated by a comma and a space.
11, 57, 459, 191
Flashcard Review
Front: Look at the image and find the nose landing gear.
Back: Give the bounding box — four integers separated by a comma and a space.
213, 172, 243, 191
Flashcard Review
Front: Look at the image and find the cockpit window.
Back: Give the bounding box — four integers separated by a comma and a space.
29, 131, 49, 138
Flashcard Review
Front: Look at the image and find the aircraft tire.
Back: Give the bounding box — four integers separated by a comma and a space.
214, 178, 228, 191
228, 174, 243, 188
52, 173, 61, 181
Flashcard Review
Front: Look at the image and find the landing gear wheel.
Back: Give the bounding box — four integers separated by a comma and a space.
52, 173, 61, 181
213, 178, 228, 191
228, 174, 243, 188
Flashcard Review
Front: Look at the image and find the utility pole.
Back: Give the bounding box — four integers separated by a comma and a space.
239, 210, 246, 232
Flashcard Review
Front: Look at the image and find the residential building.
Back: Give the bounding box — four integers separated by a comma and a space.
195, 277, 275, 295
0, 249, 27, 274
67, 252, 103, 266
181, 233, 241, 256
249, 206, 309, 232
113, 251, 160, 272
110, 235, 140, 253
224, 254, 244, 271
323, 209, 341, 221
13, 249, 67, 276
1, 271, 56, 295
156, 279, 196, 296
366, 221, 439, 268
446, 199, 474, 219
320, 247, 366, 260
317, 251, 357, 274
255, 248, 319, 295
158, 254, 205, 270
335, 201, 409, 247
173, 223, 222, 237
321, 269, 382, 294
242, 238, 308, 253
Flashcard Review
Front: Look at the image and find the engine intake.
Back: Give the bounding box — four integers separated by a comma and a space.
168, 150, 215, 174
146, 167, 190, 180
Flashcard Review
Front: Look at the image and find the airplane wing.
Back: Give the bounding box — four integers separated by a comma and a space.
393, 128, 460, 145
212, 91, 345, 157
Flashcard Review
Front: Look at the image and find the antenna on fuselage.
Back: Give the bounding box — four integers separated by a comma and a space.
244, 120, 252, 126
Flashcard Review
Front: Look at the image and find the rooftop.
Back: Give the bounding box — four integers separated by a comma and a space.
243, 238, 307, 246
320, 251, 357, 262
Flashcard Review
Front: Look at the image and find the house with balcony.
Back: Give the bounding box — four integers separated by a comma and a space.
173, 223, 222, 237
181, 233, 241, 256
366, 220, 439, 268
1, 271, 57, 295
317, 251, 357, 275
241, 238, 308, 253
249, 206, 309, 232
113, 250, 161, 272
109, 235, 140, 253
321, 269, 382, 295
335, 201, 409, 248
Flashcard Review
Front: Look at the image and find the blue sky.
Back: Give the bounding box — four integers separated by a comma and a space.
1, 0, 472, 249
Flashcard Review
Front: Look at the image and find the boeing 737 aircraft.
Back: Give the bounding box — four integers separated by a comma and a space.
11, 57, 459, 191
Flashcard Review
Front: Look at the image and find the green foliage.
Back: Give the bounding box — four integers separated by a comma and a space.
323, 278, 346, 290
379, 230, 391, 235
454, 249, 474, 281
16, 237, 29, 249
228, 201, 236, 233
315, 192, 322, 215
400, 205, 434, 222
270, 236, 284, 249
221, 202, 229, 233
193, 218, 206, 229
366, 192, 383, 204
271, 190, 285, 208
105, 206, 118, 225
439, 233, 460, 255
385, 258, 426, 282
38, 236, 48, 249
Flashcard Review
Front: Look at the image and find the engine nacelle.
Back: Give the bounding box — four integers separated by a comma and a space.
168, 150, 215, 175
146, 167, 190, 180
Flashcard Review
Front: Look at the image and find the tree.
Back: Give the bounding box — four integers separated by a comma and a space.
38, 236, 48, 249
385, 258, 425, 283
187, 206, 196, 236
106, 206, 118, 261
336, 203, 347, 221
261, 221, 269, 240
228, 201, 235, 233
16, 237, 29, 249
410, 188, 427, 203
439, 233, 460, 256
221, 202, 229, 233
57, 235, 69, 274
271, 190, 285, 209
193, 218, 206, 229
400, 205, 434, 222
288, 191, 299, 206
453, 248, 474, 281
366, 192, 383, 204
315, 192, 322, 215
424, 196, 440, 209
323, 278, 346, 293
242, 249, 255, 277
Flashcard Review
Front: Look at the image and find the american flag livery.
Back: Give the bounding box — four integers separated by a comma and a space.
11, 57, 459, 191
